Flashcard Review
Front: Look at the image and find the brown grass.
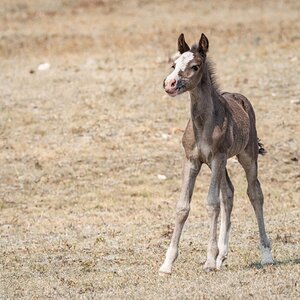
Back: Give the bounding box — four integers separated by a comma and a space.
0, 0, 299, 298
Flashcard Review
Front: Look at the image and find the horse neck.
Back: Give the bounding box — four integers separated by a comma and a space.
189, 62, 221, 131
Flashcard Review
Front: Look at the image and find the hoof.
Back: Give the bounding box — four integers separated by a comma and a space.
216, 255, 227, 270
261, 257, 274, 265
159, 264, 172, 275
203, 260, 216, 272
204, 267, 216, 273
216, 259, 223, 270
159, 270, 171, 276
261, 247, 274, 265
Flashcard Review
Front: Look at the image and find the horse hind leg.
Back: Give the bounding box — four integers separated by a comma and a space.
237, 152, 274, 265
216, 168, 234, 269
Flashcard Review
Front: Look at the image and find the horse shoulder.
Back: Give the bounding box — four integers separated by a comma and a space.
182, 119, 197, 159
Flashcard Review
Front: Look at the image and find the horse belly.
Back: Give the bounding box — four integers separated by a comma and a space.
227, 111, 250, 157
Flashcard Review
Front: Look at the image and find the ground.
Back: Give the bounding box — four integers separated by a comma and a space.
0, 0, 299, 299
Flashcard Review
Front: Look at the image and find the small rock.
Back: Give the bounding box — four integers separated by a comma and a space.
290, 56, 298, 62
37, 63, 50, 71
290, 99, 300, 105
157, 174, 167, 180
161, 133, 169, 140
85, 58, 97, 67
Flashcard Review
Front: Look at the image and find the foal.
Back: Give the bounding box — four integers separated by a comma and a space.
159, 33, 274, 274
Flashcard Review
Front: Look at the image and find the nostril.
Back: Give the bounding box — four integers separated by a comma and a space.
171, 79, 176, 87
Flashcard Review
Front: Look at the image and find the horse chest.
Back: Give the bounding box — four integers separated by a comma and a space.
191, 139, 211, 162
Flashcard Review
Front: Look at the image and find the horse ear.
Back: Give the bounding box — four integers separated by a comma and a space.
199, 33, 209, 55
178, 33, 190, 54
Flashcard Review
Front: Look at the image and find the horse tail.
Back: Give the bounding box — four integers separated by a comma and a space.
258, 138, 266, 155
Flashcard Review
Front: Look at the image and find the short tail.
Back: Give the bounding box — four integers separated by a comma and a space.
258, 138, 266, 155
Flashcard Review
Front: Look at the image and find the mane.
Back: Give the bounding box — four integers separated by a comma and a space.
191, 44, 220, 95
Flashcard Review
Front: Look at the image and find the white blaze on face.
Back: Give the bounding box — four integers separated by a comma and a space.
165, 51, 194, 84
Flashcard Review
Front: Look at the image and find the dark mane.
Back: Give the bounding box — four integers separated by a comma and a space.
191, 43, 220, 95
205, 58, 220, 94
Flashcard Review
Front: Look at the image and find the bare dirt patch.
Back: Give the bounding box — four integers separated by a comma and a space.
0, 0, 299, 298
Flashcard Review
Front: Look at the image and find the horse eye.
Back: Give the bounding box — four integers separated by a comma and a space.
171, 64, 175, 69
192, 65, 199, 71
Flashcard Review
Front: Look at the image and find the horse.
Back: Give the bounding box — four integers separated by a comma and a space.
159, 33, 274, 274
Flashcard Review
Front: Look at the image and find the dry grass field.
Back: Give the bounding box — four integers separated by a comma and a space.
0, 0, 299, 298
